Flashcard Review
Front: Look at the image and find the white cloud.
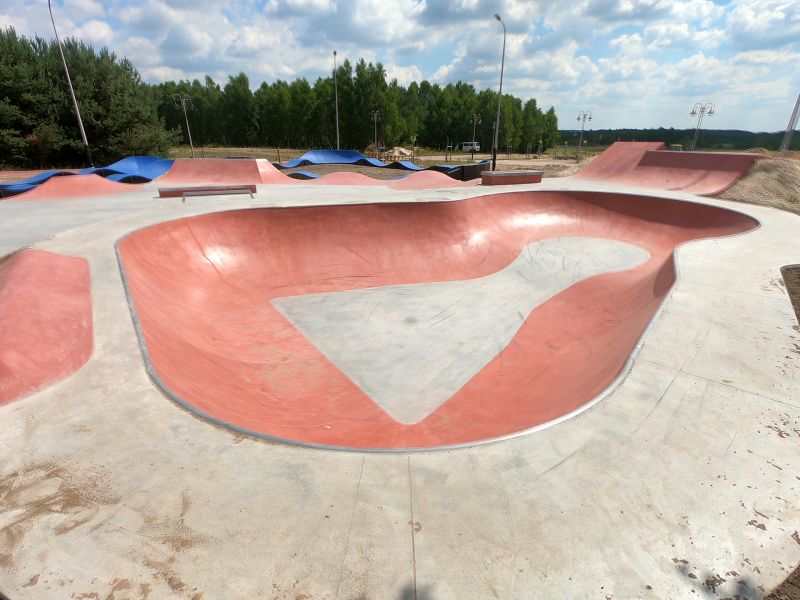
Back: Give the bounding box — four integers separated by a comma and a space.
385, 63, 423, 86
1, 0, 798, 130
72, 19, 114, 45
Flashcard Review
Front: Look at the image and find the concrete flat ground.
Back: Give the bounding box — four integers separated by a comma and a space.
0, 176, 799, 599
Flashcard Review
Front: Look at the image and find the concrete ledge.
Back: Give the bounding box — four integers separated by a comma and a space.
482, 170, 544, 185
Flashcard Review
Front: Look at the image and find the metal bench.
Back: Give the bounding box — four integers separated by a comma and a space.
158, 184, 257, 202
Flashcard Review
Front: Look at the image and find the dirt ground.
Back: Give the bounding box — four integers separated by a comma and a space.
721, 154, 800, 216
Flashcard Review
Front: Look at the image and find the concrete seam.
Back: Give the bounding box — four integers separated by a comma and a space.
334, 456, 365, 600
407, 456, 418, 600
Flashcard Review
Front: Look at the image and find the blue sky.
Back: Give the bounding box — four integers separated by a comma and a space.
3, 0, 800, 130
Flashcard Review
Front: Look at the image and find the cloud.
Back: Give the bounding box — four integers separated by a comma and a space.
727, 0, 800, 49
72, 19, 114, 46
385, 63, 423, 86
1, 0, 797, 130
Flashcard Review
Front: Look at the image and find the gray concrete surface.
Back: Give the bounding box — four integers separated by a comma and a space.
274, 237, 649, 425
0, 178, 798, 599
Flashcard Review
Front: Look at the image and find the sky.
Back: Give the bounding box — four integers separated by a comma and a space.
3, 0, 800, 131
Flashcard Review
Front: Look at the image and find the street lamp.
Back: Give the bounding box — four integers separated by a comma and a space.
491, 13, 506, 171
48, 0, 93, 166
576, 110, 592, 159
689, 102, 714, 151
333, 50, 340, 150
471, 113, 481, 159
370, 110, 380, 150
173, 93, 195, 158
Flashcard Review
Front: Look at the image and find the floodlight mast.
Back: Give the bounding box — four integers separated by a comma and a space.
48, 0, 93, 166
689, 102, 714, 151
370, 110, 380, 149
491, 13, 506, 171
576, 110, 592, 159
333, 50, 340, 150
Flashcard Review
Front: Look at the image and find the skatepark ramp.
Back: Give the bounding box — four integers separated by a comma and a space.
573, 142, 761, 196
117, 191, 757, 451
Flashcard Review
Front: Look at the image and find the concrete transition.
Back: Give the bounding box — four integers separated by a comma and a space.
9, 174, 143, 200
0, 249, 93, 405
117, 191, 757, 450
155, 158, 477, 189
573, 141, 762, 195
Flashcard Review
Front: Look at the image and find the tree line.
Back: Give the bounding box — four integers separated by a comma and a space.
0, 28, 559, 168
0, 28, 173, 168
153, 62, 560, 154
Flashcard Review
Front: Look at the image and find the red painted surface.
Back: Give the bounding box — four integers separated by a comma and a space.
386, 171, 478, 189
573, 142, 760, 196
118, 192, 757, 449
159, 158, 477, 190
159, 159, 284, 184
11, 174, 143, 200
0, 250, 93, 405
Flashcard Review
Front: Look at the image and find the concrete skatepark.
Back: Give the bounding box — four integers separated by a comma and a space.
1, 146, 799, 598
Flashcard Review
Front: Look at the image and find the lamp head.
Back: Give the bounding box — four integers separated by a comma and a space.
494, 13, 502, 22
690, 109, 697, 116
333, 49, 337, 56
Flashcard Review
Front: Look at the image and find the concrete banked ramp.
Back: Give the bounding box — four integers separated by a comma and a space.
158, 158, 476, 189
11, 174, 143, 200
573, 142, 761, 196
0, 250, 93, 404
117, 191, 757, 450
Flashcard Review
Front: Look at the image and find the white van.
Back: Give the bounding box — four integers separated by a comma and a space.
461, 141, 480, 152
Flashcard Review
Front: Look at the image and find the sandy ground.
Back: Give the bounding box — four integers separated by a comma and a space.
721, 155, 800, 216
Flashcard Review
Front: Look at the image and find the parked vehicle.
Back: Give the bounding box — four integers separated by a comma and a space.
460, 141, 480, 152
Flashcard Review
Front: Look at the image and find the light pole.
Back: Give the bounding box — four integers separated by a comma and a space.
689, 102, 714, 151
491, 13, 506, 171
333, 50, 340, 150
471, 113, 481, 160
48, 0, 93, 166
174, 93, 195, 158
370, 110, 380, 150
576, 110, 592, 159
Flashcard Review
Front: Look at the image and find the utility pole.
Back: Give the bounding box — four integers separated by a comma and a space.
333, 50, 340, 150
174, 93, 196, 158
48, 0, 93, 166
370, 110, 380, 150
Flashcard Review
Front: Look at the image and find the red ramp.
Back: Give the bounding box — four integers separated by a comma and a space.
160, 158, 291, 184
574, 142, 760, 196
11, 174, 142, 200
118, 192, 757, 450
0, 250, 93, 404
